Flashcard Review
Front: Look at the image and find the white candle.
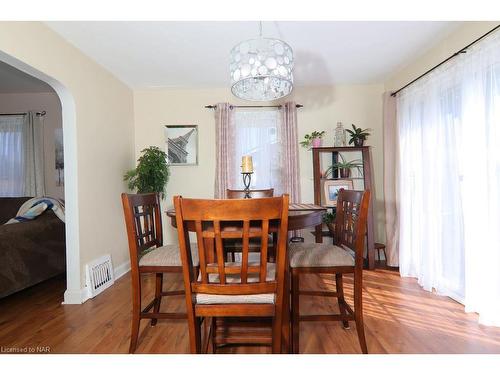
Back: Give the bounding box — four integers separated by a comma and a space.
241, 156, 253, 173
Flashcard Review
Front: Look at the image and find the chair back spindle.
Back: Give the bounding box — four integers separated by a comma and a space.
334, 189, 371, 264
122, 193, 163, 264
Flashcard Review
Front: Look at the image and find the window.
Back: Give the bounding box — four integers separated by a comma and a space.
0, 116, 24, 197
397, 31, 500, 325
232, 109, 283, 192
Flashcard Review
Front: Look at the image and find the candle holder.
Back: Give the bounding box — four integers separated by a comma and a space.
242, 172, 253, 199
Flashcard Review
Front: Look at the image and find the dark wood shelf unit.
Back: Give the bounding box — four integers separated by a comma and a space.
312, 146, 376, 269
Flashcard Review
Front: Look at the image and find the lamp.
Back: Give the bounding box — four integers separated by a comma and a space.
230, 22, 294, 101
241, 156, 253, 199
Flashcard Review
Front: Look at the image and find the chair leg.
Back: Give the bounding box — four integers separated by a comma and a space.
354, 270, 368, 354
291, 269, 300, 354
186, 308, 202, 354
282, 263, 291, 354
211, 318, 217, 354
195, 317, 203, 354
151, 273, 163, 326
271, 314, 283, 354
129, 274, 141, 353
335, 273, 350, 329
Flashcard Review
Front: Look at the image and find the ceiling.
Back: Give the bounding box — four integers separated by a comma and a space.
0, 60, 54, 93
45, 21, 462, 89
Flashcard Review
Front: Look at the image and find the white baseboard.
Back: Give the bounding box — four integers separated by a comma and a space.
63, 288, 87, 305
114, 260, 131, 280
63, 260, 131, 305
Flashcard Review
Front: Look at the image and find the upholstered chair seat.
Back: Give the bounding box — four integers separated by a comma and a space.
139, 243, 199, 267
195, 262, 276, 304
288, 242, 354, 268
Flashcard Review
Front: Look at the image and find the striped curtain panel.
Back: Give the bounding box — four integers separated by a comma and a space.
280, 101, 301, 204
214, 103, 236, 199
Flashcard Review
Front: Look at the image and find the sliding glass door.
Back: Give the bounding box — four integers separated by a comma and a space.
397, 30, 500, 326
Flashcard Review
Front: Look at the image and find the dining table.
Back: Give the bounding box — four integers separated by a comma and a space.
165, 202, 326, 353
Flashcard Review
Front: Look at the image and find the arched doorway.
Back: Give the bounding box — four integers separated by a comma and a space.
0, 51, 81, 304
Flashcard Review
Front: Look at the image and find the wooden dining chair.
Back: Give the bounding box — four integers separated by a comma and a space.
226, 188, 275, 262
173, 194, 289, 353
121, 192, 199, 353
226, 188, 274, 199
288, 189, 370, 354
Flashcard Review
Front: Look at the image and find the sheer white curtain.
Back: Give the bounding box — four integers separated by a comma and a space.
232, 109, 283, 193
0, 115, 25, 197
0, 112, 45, 197
397, 30, 500, 326
23, 112, 45, 197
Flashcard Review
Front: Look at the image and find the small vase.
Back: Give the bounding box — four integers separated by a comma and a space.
334, 122, 346, 147
312, 138, 322, 148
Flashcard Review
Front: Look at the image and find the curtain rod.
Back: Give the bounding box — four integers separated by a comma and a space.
0, 111, 46, 116
205, 104, 303, 109
391, 24, 500, 97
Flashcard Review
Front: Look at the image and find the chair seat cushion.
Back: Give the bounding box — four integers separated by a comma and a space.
139, 243, 199, 267
195, 262, 275, 304
288, 242, 354, 268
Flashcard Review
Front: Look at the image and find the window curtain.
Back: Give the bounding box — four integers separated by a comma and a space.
0, 115, 24, 197
232, 109, 281, 192
0, 112, 45, 197
214, 103, 236, 198
214, 101, 300, 203
382, 92, 400, 267
397, 30, 500, 326
23, 112, 45, 197
279, 101, 301, 203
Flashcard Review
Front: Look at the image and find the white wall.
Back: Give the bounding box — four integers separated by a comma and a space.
385, 21, 500, 91
0, 92, 64, 199
134, 84, 385, 244
0, 22, 135, 302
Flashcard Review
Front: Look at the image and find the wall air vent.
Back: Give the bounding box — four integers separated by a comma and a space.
85, 254, 115, 298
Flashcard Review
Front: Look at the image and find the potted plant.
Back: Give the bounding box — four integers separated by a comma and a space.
324, 154, 364, 178
346, 124, 371, 146
323, 209, 336, 238
300, 130, 326, 149
124, 146, 170, 198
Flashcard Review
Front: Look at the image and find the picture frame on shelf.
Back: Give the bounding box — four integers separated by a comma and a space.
164, 125, 198, 166
322, 179, 354, 206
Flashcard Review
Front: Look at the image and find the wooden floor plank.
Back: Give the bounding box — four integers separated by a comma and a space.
1, 268, 499, 354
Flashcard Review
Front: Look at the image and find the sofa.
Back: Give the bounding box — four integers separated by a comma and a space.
0, 197, 66, 299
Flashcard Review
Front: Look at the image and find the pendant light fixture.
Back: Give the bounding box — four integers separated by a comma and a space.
230, 22, 294, 101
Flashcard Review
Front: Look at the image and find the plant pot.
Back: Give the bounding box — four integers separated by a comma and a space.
326, 222, 336, 238
353, 138, 365, 147
339, 168, 351, 178
312, 138, 323, 147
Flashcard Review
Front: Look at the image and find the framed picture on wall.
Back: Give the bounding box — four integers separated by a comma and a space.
164, 125, 198, 166
322, 179, 353, 207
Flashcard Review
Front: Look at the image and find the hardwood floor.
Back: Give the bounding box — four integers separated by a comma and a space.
1, 267, 500, 354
